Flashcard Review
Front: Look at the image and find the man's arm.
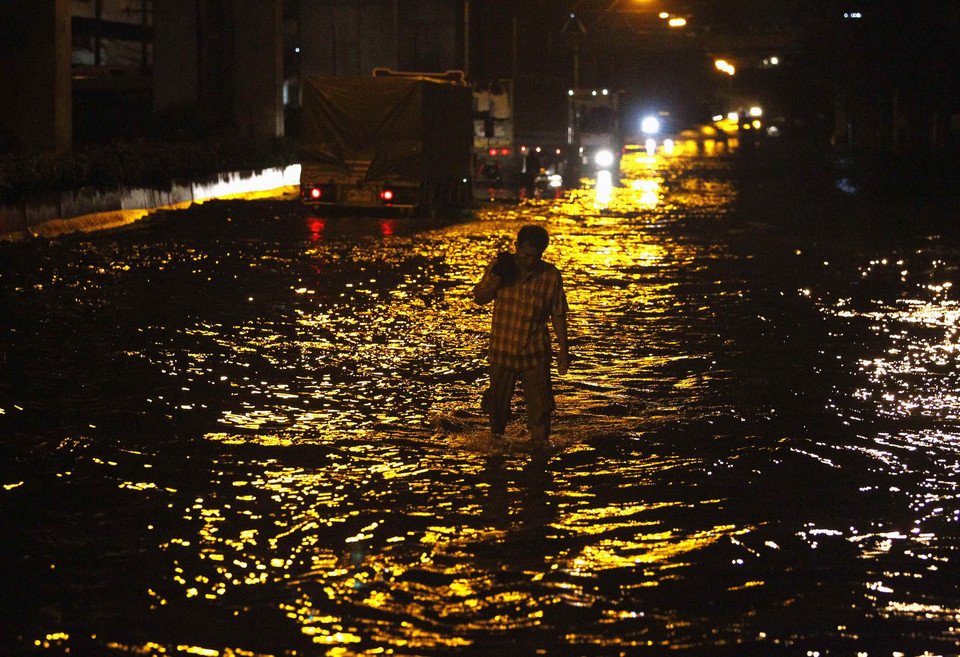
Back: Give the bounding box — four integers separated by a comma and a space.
473, 261, 500, 305
552, 312, 569, 375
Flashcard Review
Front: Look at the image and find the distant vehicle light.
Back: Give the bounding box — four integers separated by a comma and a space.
766, 126, 781, 137
645, 138, 657, 155
555, 148, 561, 155
668, 17, 686, 27
381, 190, 394, 201
549, 174, 563, 188
663, 139, 675, 154
488, 148, 498, 156
728, 112, 739, 122
713, 114, 724, 122
595, 149, 615, 168
501, 148, 511, 155
749, 106, 763, 117
641, 116, 660, 134
752, 120, 761, 129
310, 187, 322, 199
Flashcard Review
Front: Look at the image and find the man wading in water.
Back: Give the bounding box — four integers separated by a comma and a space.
473, 225, 570, 446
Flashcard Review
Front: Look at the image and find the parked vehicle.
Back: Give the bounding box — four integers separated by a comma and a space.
299, 70, 473, 213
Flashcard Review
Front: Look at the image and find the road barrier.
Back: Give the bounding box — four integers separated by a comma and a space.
0, 164, 301, 241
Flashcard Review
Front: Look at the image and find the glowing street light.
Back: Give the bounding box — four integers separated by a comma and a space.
656, 11, 687, 28
715, 59, 735, 76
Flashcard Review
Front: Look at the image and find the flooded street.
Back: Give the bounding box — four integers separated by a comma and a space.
3, 145, 960, 656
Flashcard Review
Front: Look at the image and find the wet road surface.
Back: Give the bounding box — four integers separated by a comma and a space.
3, 144, 960, 656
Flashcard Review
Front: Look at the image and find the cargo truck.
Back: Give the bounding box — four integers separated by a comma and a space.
299, 71, 473, 213
473, 79, 518, 199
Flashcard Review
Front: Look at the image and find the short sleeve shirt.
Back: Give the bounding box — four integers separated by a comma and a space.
489, 261, 568, 370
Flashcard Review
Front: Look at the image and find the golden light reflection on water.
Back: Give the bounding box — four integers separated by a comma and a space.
120, 144, 763, 654
17, 140, 960, 654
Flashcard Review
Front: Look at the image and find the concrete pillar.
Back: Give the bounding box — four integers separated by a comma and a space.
153, 0, 283, 141
153, 0, 200, 113
0, 0, 72, 154
232, 0, 284, 140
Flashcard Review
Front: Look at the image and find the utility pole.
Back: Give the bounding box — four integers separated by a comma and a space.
463, 0, 470, 78
94, 0, 103, 66
141, 0, 150, 71
561, 12, 586, 88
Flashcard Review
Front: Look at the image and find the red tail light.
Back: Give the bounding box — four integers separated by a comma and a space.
310, 187, 321, 199
380, 189, 394, 202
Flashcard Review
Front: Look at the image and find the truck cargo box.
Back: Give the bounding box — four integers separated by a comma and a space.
299, 74, 473, 212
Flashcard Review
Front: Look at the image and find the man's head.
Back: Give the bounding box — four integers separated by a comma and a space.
515, 225, 549, 272
517, 225, 549, 252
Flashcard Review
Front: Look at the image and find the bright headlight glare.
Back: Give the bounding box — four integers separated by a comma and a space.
595, 149, 614, 168
641, 116, 660, 134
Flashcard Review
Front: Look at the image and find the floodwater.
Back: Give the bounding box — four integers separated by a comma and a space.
3, 142, 960, 656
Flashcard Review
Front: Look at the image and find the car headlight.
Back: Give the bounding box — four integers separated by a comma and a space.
595, 149, 614, 168
641, 116, 660, 134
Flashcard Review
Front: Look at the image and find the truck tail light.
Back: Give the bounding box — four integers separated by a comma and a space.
302, 184, 336, 203
380, 189, 394, 202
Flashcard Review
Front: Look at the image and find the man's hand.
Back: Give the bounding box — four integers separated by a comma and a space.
557, 351, 570, 376
473, 260, 501, 305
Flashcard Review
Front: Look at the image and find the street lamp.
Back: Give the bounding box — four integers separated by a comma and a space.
715, 59, 735, 76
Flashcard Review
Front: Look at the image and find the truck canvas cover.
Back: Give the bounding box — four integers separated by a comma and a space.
300, 75, 472, 184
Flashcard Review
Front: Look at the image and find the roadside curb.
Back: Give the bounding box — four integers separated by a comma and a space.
0, 164, 301, 242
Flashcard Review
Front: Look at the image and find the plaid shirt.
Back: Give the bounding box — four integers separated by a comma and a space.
486, 260, 568, 370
